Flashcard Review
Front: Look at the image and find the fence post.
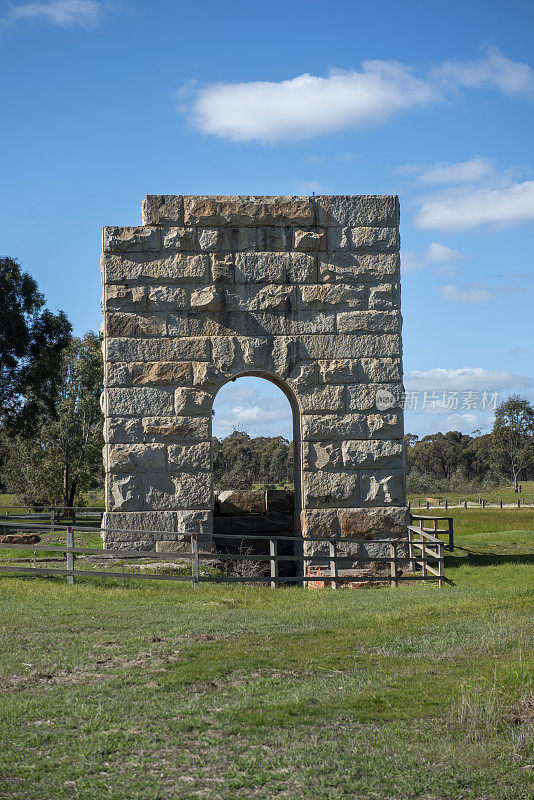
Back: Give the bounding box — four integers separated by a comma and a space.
270, 536, 278, 589
438, 541, 444, 589
421, 534, 428, 580
448, 518, 454, 551
50, 508, 54, 537
329, 538, 338, 590
500, 498, 503, 508
389, 542, 398, 588
426, 501, 429, 510
407, 527, 415, 573
445, 499, 448, 510
66, 526, 74, 585
418, 498, 421, 507
482, 500, 485, 509
464, 501, 467, 509
191, 531, 199, 588
518, 498, 521, 508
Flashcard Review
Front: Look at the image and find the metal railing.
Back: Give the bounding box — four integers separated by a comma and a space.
0, 519, 447, 589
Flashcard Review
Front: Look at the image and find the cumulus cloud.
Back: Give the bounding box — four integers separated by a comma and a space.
440, 284, 494, 303
415, 180, 534, 231
184, 48, 534, 143
1, 0, 103, 27
426, 242, 464, 263
405, 367, 534, 393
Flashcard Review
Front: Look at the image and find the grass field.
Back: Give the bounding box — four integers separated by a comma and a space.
0, 508, 533, 799
409, 480, 534, 506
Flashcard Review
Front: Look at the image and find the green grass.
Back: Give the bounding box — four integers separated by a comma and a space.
0, 508, 533, 799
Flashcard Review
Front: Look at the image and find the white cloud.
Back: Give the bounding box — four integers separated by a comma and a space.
415, 180, 534, 231
184, 48, 534, 143
426, 242, 464, 263
398, 158, 495, 186
440, 284, 493, 303
435, 47, 534, 97
189, 62, 439, 143
1, 0, 102, 27
401, 250, 424, 273
405, 367, 534, 393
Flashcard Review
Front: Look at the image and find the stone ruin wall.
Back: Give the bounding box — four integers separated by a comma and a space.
100, 194, 408, 552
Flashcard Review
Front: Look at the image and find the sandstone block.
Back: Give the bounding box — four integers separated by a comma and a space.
172, 474, 212, 509
106, 363, 131, 387
106, 313, 166, 338
192, 362, 226, 391
211, 254, 235, 283
336, 310, 401, 334
110, 475, 142, 511
103, 226, 160, 253
360, 470, 406, 506
303, 442, 343, 471
162, 227, 197, 251
147, 285, 188, 308
142, 416, 210, 441
318, 360, 360, 384
107, 387, 174, 417
183, 195, 313, 226
257, 227, 290, 251
302, 414, 366, 441
104, 285, 148, 311
176, 510, 212, 538
265, 489, 294, 514
218, 490, 266, 515
368, 282, 400, 309
102, 253, 210, 284
234, 252, 286, 283
107, 444, 166, 473
303, 472, 360, 508
314, 195, 399, 227
293, 228, 326, 251
300, 385, 345, 413
346, 383, 403, 412
328, 226, 399, 253
299, 334, 401, 360
287, 363, 318, 392
300, 509, 340, 537
319, 253, 400, 283
103, 510, 179, 532
168, 442, 211, 472
367, 412, 404, 439
339, 508, 405, 538
143, 471, 173, 510
105, 416, 144, 444
360, 358, 402, 382
190, 286, 222, 311
298, 283, 366, 311
106, 337, 210, 363
142, 195, 184, 226
155, 540, 189, 553
341, 440, 404, 470
174, 388, 212, 415
131, 362, 191, 386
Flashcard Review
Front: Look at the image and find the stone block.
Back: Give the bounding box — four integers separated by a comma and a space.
367, 412, 404, 439
360, 470, 406, 506
336, 310, 401, 334
303, 472, 360, 508
142, 195, 184, 226
102, 253, 210, 284
168, 442, 211, 472
142, 416, 210, 441
298, 334, 401, 360
341, 440, 404, 470
218, 490, 266, 515
360, 358, 402, 382
368, 283, 400, 310
155, 540, 189, 553
190, 286, 222, 311
109, 475, 142, 511
107, 444, 166, 473
257, 227, 290, 251
106, 313, 166, 338
298, 283, 366, 311
286, 253, 317, 283
318, 360, 360, 384
299, 385, 345, 413
300, 509, 340, 537
192, 362, 226, 391
211, 254, 235, 283
303, 442, 343, 471
287, 363, 318, 392
328, 226, 399, 253
319, 252, 400, 283
131, 362, 191, 386
176, 510, 212, 538
104, 285, 148, 311
106, 337, 210, 363
314, 195, 399, 227
293, 228, 326, 251
107, 387, 174, 417
162, 227, 198, 251
234, 252, 286, 283
105, 416, 144, 444
106, 363, 131, 387
174, 388, 212, 415
302, 414, 366, 441
147, 285, 188, 308
183, 195, 313, 226
346, 383, 404, 412
265, 489, 294, 514
143, 471, 173, 510
103, 226, 160, 253
172, 474, 212, 509
339, 508, 405, 538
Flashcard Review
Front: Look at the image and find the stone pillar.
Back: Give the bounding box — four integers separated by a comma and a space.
100, 195, 408, 551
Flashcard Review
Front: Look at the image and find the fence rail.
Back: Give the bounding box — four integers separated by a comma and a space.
0, 518, 447, 589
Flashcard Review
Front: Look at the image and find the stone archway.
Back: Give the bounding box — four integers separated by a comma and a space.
100, 194, 408, 551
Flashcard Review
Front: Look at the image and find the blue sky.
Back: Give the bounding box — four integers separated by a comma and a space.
1, 0, 533, 441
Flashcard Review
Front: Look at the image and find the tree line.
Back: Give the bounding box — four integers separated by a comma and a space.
1, 256, 533, 504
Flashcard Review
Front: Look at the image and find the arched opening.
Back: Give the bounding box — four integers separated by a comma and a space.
211, 374, 302, 580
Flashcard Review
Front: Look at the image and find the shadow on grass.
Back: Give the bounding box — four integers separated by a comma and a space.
445, 547, 534, 569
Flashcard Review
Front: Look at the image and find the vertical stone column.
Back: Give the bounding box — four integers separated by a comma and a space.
100, 195, 408, 551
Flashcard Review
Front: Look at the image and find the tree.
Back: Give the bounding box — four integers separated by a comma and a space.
492, 395, 534, 491
0, 257, 72, 428
0, 333, 104, 507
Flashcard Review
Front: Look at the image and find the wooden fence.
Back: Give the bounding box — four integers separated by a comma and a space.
409, 514, 453, 550
409, 497, 532, 510
0, 518, 447, 589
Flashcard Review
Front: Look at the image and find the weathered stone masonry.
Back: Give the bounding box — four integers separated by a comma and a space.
101, 195, 408, 551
